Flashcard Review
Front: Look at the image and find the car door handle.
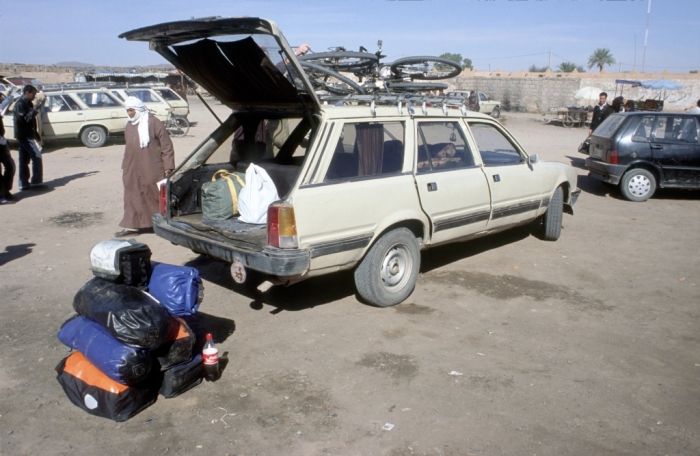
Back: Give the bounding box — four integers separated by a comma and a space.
492, 174, 501, 182
650, 144, 663, 149
76, 112, 84, 116
427, 182, 438, 192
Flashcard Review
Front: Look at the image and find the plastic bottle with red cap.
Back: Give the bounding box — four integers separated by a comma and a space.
202, 333, 220, 381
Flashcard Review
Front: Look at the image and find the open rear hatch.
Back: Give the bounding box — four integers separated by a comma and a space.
119, 17, 321, 116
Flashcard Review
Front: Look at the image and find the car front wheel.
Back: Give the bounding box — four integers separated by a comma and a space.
540, 186, 563, 241
354, 228, 420, 307
491, 106, 501, 118
620, 168, 656, 202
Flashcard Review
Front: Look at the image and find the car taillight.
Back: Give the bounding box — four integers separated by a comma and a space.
158, 182, 167, 215
609, 149, 619, 164
267, 202, 298, 249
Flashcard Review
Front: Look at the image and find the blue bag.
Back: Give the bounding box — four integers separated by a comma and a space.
148, 262, 203, 317
58, 315, 152, 385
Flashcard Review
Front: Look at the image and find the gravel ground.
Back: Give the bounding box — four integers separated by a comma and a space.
1, 100, 698, 456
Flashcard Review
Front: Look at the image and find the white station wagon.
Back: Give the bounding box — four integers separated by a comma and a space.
4, 86, 127, 148
121, 17, 580, 307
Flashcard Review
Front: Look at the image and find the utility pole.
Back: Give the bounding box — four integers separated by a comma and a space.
548, 50, 551, 71
642, 0, 651, 72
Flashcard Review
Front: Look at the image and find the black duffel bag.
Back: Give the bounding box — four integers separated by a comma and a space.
73, 278, 178, 350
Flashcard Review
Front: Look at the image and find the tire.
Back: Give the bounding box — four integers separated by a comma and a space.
620, 168, 656, 202
491, 106, 501, 119
229, 262, 265, 291
80, 126, 107, 148
166, 117, 189, 137
301, 61, 365, 95
541, 186, 563, 241
385, 81, 448, 93
390, 56, 462, 80
173, 117, 190, 136
299, 51, 378, 73
354, 228, 420, 307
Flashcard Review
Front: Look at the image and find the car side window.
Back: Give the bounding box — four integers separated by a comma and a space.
632, 116, 655, 142
126, 89, 159, 103
63, 95, 81, 110
672, 117, 699, 144
416, 121, 475, 173
324, 121, 405, 182
45, 95, 70, 112
77, 92, 120, 108
469, 122, 524, 166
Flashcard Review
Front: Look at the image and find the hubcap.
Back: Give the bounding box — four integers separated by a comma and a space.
87, 130, 101, 143
627, 174, 651, 197
380, 244, 412, 290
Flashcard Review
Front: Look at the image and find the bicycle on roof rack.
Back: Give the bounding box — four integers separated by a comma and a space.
297, 40, 462, 97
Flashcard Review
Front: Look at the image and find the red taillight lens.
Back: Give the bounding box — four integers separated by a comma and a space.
158, 182, 167, 215
609, 149, 619, 164
267, 202, 298, 248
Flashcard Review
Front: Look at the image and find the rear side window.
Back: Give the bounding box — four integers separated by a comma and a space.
156, 89, 181, 101
324, 121, 405, 182
469, 122, 523, 166
126, 89, 160, 103
76, 92, 120, 108
594, 114, 626, 138
631, 116, 655, 142
45, 95, 72, 112
416, 121, 475, 173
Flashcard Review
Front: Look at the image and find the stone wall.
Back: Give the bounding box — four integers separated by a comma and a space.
451, 70, 700, 113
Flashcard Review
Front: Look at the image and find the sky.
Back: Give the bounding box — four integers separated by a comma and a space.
1, 0, 699, 72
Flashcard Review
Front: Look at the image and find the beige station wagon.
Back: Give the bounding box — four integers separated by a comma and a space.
122, 17, 580, 307
4, 86, 127, 148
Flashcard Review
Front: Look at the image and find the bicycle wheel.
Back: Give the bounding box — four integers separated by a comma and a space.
299, 51, 378, 73
301, 61, 365, 95
166, 116, 188, 137
385, 81, 449, 93
390, 56, 462, 80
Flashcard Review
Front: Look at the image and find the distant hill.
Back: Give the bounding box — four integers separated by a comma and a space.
54, 61, 95, 68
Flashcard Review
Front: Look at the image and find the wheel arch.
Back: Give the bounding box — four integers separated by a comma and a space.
78, 123, 109, 138
623, 161, 663, 187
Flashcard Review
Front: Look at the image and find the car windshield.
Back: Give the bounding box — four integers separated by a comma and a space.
594, 114, 626, 138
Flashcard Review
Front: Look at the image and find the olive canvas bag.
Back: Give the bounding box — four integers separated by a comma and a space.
201, 170, 246, 220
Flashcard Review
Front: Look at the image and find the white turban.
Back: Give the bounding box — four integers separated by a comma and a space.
125, 96, 150, 148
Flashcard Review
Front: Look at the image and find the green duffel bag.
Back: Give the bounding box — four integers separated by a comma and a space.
201, 170, 246, 220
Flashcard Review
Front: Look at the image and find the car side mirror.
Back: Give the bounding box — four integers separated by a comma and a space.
528, 154, 539, 164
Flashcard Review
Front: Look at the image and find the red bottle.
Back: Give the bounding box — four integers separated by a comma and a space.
202, 333, 220, 381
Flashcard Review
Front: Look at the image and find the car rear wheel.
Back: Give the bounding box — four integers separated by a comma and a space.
491, 106, 501, 118
620, 168, 656, 202
80, 126, 107, 148
354, 228, 420, 307
540, 186, 563, 241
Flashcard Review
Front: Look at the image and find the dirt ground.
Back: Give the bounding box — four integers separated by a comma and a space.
1, 100, 699, 456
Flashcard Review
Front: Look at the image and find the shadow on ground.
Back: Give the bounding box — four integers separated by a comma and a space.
12, 171, 99, 201
0, 243, 36, 267
186, 226, 534, 312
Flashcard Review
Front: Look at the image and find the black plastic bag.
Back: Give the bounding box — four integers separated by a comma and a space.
56, 352, 160, 422
73, 278, 178, 350
159, 354, 203, 398
154, 317, 195, 371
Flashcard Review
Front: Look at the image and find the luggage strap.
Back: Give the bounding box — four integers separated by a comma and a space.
212, 170, 245, 215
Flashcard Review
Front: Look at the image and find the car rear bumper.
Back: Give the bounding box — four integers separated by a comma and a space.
152, 214, 310, 277
586, 158, 626, 185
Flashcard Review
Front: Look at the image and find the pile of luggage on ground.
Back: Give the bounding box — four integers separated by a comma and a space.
55, 239, 211, 422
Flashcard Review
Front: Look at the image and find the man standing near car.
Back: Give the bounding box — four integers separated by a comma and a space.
13, 85, 42, 190
115, 96, 174, 237
589, 92, 612, 134
0, 94, 16, 203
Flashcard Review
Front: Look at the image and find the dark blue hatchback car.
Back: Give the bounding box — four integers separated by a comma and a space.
585, 112, 700, 201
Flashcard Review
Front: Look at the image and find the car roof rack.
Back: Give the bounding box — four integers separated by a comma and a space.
41, 82, 118, 91
318, 93, 472, 116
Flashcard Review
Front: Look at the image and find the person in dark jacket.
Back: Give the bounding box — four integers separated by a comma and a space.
589, 91, 613, 134
13, 85, 42, 190
0, 94, 16, 203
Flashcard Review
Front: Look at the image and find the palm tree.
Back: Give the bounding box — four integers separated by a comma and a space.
558, 61, 577, 72
588, 48, 615, 72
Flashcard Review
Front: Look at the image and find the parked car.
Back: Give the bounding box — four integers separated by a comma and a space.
3, 87, 128, 148
121, 17, 579, 307
446, 90, 502, 118
585, 112, 700, 201
108, 87, 173, 122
